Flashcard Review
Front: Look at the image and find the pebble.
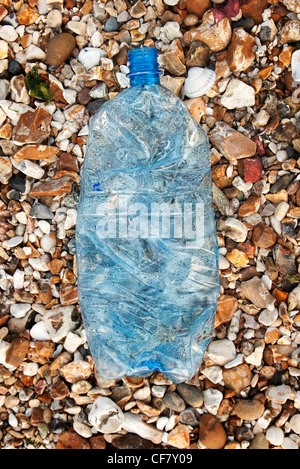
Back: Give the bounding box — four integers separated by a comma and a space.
46, 33, 76, 67
220, 79, 256, 109
46, 9, 63, 28
206, 339, 237, 366
227, 28, 255, 72
0, 25, 18, 42
209, 121, 257, 161
0, 0, 298, 452
88, 396, 125, 433
249, 433, 269, 449
104, 17, 119, 32
240, 276, 275, 309
177, 383, 203, 408
167, 424, 190, 449
122, 413, 163, 445
289, 414, 300, 435
77, 48, 106, 70
233, 399, 265, 421
266, 426, 284, 446
198, 414, 227, 449
163, 391, 186, 412
0, 156, 12, 184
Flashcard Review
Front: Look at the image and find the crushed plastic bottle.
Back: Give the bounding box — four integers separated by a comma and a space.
75, 47, 220, 383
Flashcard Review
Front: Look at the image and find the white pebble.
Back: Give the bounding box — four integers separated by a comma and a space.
13, 269, 24, 290
8, 413, 18, 428
151, 385, 167, 398
22, 362, 39, 376
274, 201, 289, 221
40, 234, 56, 253
30, 321, 51, 341
6, 236, 23, 248
290, 414, 300, 435
276, 150, 288, 162
164, 415, 177, 432
203, 388, 223, 415
282, 437, 298, 449
46, 9, 63, 28
28, 255, 50, 272
88, 396, 125, 433
206, 339, 237, 366
266, 426, 284, 446
258, 308, 278, 326
77, 47, 105, 69
10, 303, 31, 319
73, 419, 93, 438
201, 365, 223, 384
64, 331, 84, 354
156, 416, 169, 431
219, 254, 230, 270
0, 25, 18, 42
17, 160, 45, 179
37, 220, 51, 234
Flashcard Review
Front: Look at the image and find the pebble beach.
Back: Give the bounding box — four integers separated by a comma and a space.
0, 0, 300, 451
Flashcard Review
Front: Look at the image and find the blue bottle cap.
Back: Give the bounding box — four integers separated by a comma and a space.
127, 47, 162, 86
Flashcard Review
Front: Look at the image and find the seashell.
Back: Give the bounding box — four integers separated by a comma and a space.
292, 49, 300, 82
77, 47, 107, 70
183, 67, 216, 98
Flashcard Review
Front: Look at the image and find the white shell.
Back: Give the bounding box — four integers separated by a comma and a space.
292, 49, 300, 83
184, 67, 216, 99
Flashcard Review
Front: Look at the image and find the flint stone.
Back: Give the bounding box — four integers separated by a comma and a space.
240, 276, 276, 309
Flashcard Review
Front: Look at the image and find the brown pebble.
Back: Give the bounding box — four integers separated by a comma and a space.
183, 13, 199, 26
57, 430, 91, 449
90, 435, 106, 450
199, 414, 227, 449
46, 32, 76, 67
12, 107, 52, 145
30, 177, 74, 197
186, 39, 211, 68
222, 364, 253, 396
233, 399, 265, 421
186, 0, 212, 18
5, 338, 30, 368
252, 222, 277, 248
214, 294, 238, 328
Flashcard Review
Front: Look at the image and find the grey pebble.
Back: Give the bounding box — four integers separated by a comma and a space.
163, 391, 186, 413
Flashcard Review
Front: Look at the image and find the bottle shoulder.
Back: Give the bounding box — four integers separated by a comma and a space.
89, 84, 208, 143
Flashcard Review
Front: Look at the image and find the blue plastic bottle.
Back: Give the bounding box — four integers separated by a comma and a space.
75, 47, 220, 383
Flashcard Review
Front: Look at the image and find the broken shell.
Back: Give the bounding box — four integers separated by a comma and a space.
183, 67, 216, 98
292, 50, 300, 83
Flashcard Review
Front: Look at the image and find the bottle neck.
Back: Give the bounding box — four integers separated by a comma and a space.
127, 47, 162, 87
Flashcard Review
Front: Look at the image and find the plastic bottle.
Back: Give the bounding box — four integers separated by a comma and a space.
75, 47, 220, 383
